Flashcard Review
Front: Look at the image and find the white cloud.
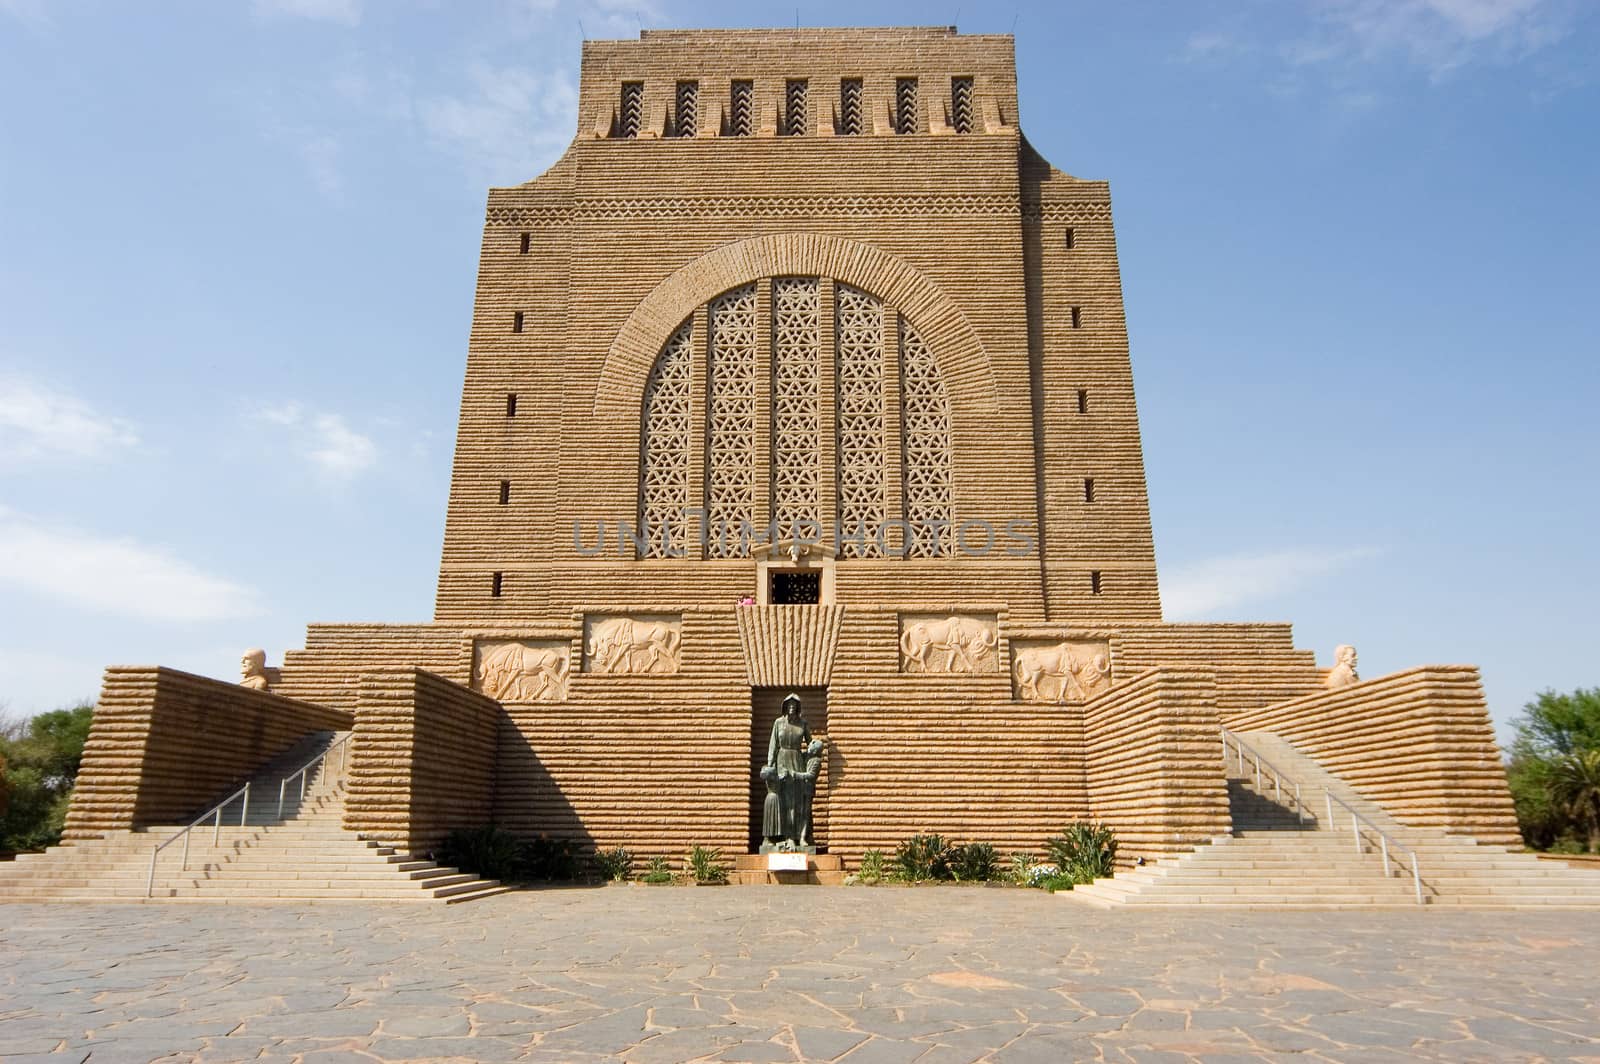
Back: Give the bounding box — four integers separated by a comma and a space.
1303, 0, 1570, 75
252, 0, 361, 26
1163, 547, 1379, 621
0, 374, 139, 466
417, 63, 579, 184
252, 401, 378, 478
0, 508, 261, 622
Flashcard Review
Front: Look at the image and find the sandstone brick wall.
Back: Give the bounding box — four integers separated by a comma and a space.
63, 667, 353, 841
1084, 668, 1231, 864
1112, 623, 1323, 714
343, 669, 501, 853
276, 623, 470, 710
1226, 666, 1522, 847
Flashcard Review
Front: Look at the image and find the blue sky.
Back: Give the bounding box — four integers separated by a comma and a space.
1, 0, 1595, 744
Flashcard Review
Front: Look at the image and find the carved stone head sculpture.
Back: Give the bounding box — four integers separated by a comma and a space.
782, 692, 803, 719
1325, 644, 1360, 690
240, 648, 271, 691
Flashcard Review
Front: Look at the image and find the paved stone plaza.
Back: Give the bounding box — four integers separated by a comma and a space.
2, 890, 1598, 1062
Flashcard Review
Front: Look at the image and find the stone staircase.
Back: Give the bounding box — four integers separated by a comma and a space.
1068, 730, 1600, 909
0, 731, 510, 904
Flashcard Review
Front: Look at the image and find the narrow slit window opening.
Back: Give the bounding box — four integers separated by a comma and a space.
674, 80, 698, 137
1071, 306, 1082, 329
1084, 477, 1095, 503
512, 311, 524, 333
491, 571, 504, 598
505, 393, 518, 417
950, 76, 974, 134
784, 79, 807, 136
519, 232, 530, 254
499, 479, 511, 505
618, 81, 643, 138
1064, 227, 1076, 250
1090, 570, 1103, 595
839, 78, 862, 135
1076, 388, 1088, 414
895, 77, 918, 134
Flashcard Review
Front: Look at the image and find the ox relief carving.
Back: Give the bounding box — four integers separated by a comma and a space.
583, 615, 681, 675
899, 614, 1000, 674
1012, 639, 1113, 703
473, 640, 570, 702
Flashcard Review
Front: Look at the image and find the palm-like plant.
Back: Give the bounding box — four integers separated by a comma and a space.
1549, 749, 1600, 853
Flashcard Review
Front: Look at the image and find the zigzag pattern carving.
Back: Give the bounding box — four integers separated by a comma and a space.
487, 199, 1112, 225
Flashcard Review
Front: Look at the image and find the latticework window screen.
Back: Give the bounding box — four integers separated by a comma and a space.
706, 285, 760, 556
638, 322, 694, 557
771, 278, 822, 541
834, 285, 886, 558
899, 321, 955, 558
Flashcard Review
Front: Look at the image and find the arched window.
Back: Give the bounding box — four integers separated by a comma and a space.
637, 278, 953, 560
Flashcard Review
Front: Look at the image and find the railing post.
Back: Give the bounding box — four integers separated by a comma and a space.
1351, 813, 1362, 854
1325, 793, 1334, 830
1412, 854, 1423, 904
241, 781, 250, 827
1295, 783, 1303, 827
1380, 835, 1390, 876
1253, 753, 1261, 789
147, 847, 157, 898
181, 828, 191, 871
213, 806, 222, 846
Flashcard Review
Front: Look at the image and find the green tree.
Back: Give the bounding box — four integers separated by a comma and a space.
1549, 749, 1600, 853
1507, 688, 1600, 852
0, 702, 95, 854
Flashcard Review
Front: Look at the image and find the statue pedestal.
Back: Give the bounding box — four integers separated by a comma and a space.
731, 853, 843, 886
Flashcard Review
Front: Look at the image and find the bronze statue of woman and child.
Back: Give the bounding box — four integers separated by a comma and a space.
759, 692, 824, 853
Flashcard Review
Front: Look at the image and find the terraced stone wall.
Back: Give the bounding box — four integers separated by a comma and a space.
1226, 666, 1522, 847
1083, 668, 1231, 865
63, 666, 353, 841
344, 669, 501, 853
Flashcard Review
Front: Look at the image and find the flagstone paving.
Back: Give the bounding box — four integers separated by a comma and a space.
2, 887, 1598, 1062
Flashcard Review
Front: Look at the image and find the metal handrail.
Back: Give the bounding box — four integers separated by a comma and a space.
1219, 728, 1308, 827
1220, 727, 1425, 904
146, 781, 250, 898
278, 731, 352, 819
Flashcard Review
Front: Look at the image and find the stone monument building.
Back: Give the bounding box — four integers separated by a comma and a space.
49, 29, 1534, 895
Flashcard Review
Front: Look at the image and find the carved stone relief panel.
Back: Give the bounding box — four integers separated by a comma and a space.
583, 614, 682, 675
1011, 639, 1113, 703
473, 640, 571, 702
899, 613, 1000, 674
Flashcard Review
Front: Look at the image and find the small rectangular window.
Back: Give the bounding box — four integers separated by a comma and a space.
783, 79, 807, 136
1076, 388, 1088, 414
729, 80, 753, 136
895, 78, 918, 134
491, 571, 504, 598
839, 78, 863, 135
1084, 477, 1095, 503
519, 232, 530, 254
1071, 306, 1083, 329
505, 393, 518, 417
950, 77, 974, 134
512, 311, 524, 333
618, 82, 643, 138
1064, 227, 1076, 250
499, 479, 511, 505
674, 81, 698, 137
1091, 570, 1103, 595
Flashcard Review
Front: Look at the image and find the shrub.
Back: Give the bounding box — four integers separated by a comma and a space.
948, 841, 1001, 882
1045, 823, 1118, 884
1007, 851, 1037, 885
855, 848, 887, 885
641, 855, 674, 884
686, 844, 728, 884
436, 826, 525, 882
523, 835, 582, 881
593, 845, 634, 882
894, 833, 952, 881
